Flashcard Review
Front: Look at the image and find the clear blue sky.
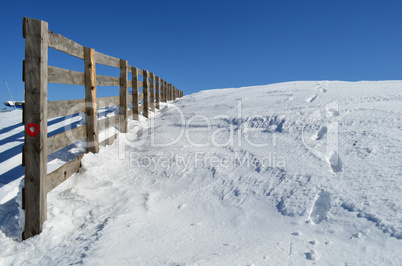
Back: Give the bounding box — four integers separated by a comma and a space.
1, 0, 401, 103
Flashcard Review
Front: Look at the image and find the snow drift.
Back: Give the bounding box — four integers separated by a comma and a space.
0, 81, 401, 265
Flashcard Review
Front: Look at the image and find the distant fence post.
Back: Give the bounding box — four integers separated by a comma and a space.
132, 67, 139, 120
167, 83, 170, 101
84, 47, 99, 153
170, 83, 174, 101
155, 76, 160, 109
120, 59, 128, 133
143, 70, 149, 118
150, 73, 155, 113
163, 80, 166, 102
22, 17, 49, 240
160, 78, 164, 104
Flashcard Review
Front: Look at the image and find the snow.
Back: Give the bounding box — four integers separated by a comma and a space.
0, 81, 401, 265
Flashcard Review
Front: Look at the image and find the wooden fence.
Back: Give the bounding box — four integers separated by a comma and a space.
22, 17, 183, 240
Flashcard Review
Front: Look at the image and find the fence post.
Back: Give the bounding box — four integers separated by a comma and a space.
143, 70, 149, 118
170, 84, 173, 101
150, 73, 155, 113
84, 47, 99, 153
163, 80, 166, 102
167, 83, 170, 101
155, 76, 160, 109
159, 78, 163, 103
120, 59, 128, 133
22, 17, 49, 240
132, 67, 139, 120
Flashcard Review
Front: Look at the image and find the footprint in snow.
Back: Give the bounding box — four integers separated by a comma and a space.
311, 126, 327, 140
305, 249, 318, 260
327, 151, 343, 173
325, 102, 340, 117
310, 191, 331, 224
305, 94, 318, 103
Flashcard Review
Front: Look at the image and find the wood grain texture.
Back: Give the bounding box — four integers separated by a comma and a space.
48, 30, 85, 59
162, 81, 165, 102
120, 59, 128, 133
132, 67, 139, 120
100, 133, 118, 147
47, 125, 86, 155
22, 17, 49, 240
48, 99, 85, 119
143, 70, 149, 118
94, 51, 120, 67
46, 153, 85, 193
150, 73, 155, 113
84, 47, 99, 153
96, 75, 120, 86
98, 115, 120, 129
48, 65, 84, 85
155, 76, 160, 109
97, 96, 120, 109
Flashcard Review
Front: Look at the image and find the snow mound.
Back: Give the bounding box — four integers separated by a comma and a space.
0, 81, 401, 264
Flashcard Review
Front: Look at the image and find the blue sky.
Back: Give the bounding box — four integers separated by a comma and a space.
1, 0, 401, 103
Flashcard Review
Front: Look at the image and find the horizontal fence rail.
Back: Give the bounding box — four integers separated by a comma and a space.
22, 17, 183, 240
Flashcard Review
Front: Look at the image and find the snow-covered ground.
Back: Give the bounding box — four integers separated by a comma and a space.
0, 81, 401, 265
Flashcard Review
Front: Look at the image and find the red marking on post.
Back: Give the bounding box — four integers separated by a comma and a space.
26, 123, 40, 137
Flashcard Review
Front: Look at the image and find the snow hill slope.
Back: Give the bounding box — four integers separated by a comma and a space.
0, 81, 401, 265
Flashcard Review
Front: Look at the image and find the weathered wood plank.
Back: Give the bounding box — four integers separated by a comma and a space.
98, 115, 120, 129
100, 133, 118, 147
138, 92, 143, 101
120, 59, 128, 133
97, 96, 120, 109
161, 80, 165, 102
150, 73, 155, 113
48, 65, 84, 85
48, 31, 85, 59
96, 75, 120, 86
48, 99, 85, 119
143, 70, 149, 118
47, 125, 86, 155
165, 81, 168, 102
46, 153, 85, 193
167, 83, 171, 101
94, 51, 120, 67
132, 67, 139, 120
22, 17, 49, 240
155, 76, 160, 109
138, 81, 144, 87
84, 47, 99, 153
128, 80, 133, 88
